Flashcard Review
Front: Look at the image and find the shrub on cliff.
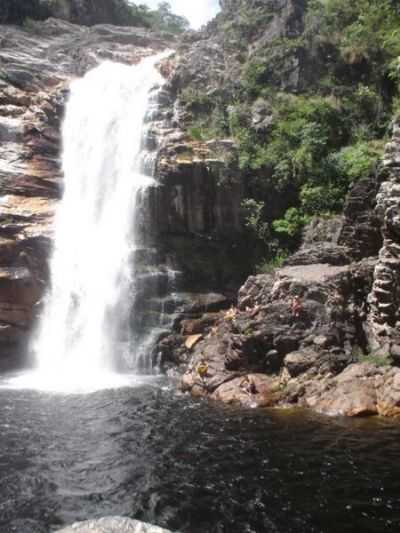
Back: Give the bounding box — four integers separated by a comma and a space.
180, 0, 397, 253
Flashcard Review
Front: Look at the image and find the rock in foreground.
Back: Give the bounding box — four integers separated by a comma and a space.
56, 517, 174, 533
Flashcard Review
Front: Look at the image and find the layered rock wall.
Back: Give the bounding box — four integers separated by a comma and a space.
367, 119, 400, 356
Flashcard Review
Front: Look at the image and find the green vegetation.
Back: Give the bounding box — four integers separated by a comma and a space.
139, 1, 190, 34
256, 250, 289, 274
356, 350, 393, 368
241, 199, 270, 243
179, 0, 399, 267
0, 0, 189, 33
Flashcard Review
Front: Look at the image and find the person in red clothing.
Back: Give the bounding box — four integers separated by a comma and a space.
291, 296, 303, 318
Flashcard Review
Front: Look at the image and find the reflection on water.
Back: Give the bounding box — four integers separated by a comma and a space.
0, 379, 399, 533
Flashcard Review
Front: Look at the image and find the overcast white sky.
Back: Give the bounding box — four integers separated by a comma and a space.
138, 0, 221, 29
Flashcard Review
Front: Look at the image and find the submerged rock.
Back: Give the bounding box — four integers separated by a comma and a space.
56, 517, 174, 533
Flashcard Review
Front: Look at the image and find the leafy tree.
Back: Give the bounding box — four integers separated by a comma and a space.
0, 0, 189, 32
148, 2, 190, 34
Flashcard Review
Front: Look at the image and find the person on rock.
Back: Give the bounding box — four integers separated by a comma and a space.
196, 359, 209, 381
240, 375, 257, 396
291, 296, 303, 318
225, 306, 237, 321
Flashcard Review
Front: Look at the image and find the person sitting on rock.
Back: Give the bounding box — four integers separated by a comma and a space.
291, 296, 303, 318
240, 375, 258, 396
224, 306, 237, 321
246, 304, 261, 318
196, 359, 209, 381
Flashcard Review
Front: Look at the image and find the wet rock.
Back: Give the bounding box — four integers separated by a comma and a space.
180, 312, 219, 335
157, 334, 187, 367
211, 374, 280, 407
56, 517, 174, 533
185, 334, 203, 350
305, 364, 384, 417
377, 368, 400, 417
308, 379, 378, 417
176, 293, 229, 314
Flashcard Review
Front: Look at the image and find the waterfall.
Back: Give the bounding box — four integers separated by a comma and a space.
27, 54, 168, 391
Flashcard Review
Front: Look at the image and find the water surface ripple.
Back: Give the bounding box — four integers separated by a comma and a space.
0, 379, 399, 532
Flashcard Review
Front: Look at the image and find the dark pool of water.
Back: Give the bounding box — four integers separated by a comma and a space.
0, 376, 399, 533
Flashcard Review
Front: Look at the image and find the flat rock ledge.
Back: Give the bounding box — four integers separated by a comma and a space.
169, 259, 400, 419
56, 517, 175, 533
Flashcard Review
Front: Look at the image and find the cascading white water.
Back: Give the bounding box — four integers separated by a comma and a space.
23, 54, 168, 391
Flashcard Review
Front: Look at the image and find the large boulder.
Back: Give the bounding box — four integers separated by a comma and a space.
179, 260, 374, 402
306, 364, 380, 417
211, 373, 281, 407
56, 517, 174, 533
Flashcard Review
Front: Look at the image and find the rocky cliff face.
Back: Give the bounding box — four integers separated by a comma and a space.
0, 17, 170, 366
367, 120, 400, 356
137, 0, 311, 292
136, 0, 400, 418
162, 119, 400, 418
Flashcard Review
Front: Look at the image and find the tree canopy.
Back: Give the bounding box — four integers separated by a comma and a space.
0, 0, 190, 33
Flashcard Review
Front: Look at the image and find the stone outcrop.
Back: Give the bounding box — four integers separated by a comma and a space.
0, 18, 171, 362
177, 259, 372, 404
284, 215, 350, 267
165, 118, 400, 418
285, 170, 383, 269
366, 120, 400, 356
141, 0, 318, 293
144, 78, 249, 291
56, 517, 174, 533
305, 363, 400, 418
150, 134, 247, 290
338, 173, 383, 260
173, 256, 400, 417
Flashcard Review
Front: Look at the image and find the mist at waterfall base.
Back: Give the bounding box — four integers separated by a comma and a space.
2, 55, 170, 393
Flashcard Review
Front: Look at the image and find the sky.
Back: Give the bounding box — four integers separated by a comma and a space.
138, 0, 221, 29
